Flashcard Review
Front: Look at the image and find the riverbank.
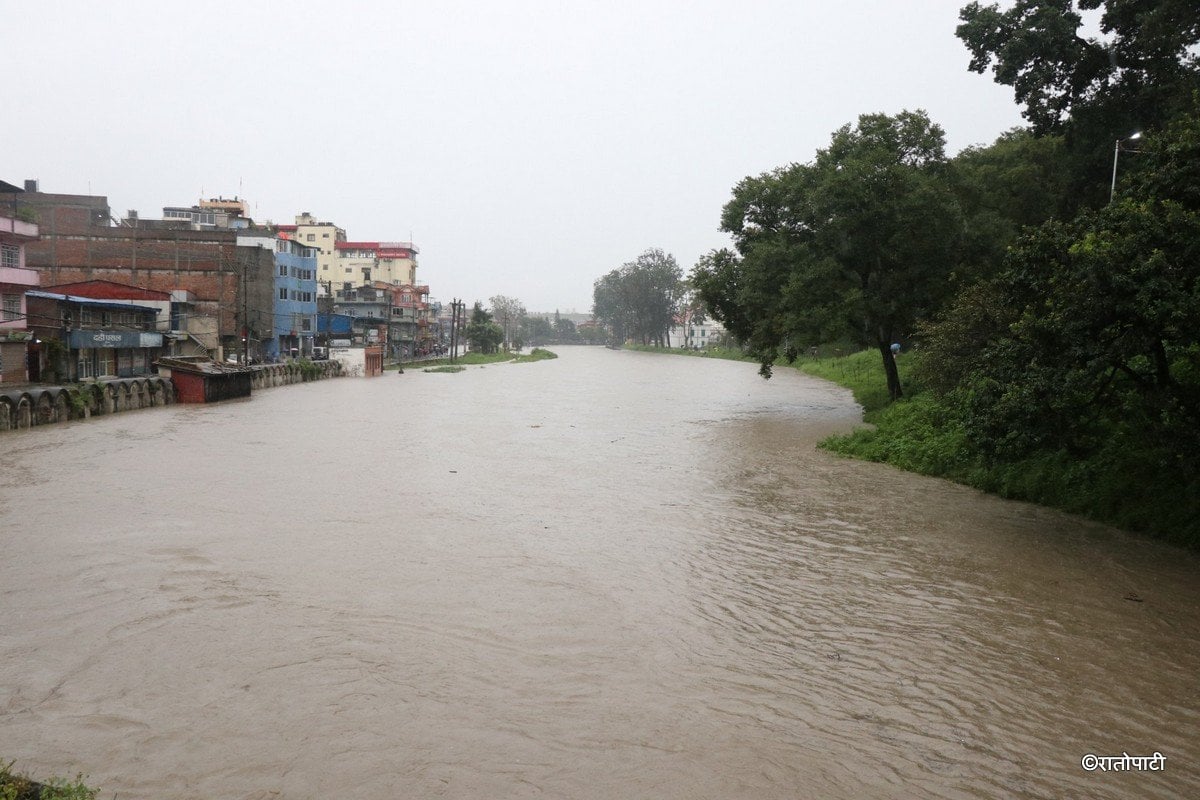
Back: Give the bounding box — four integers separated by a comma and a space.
625, 344, 1199, 549
400, 348, 558, 372
0, 761, 98, 800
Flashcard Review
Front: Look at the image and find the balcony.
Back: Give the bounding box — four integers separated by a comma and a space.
0, 215, 39, 243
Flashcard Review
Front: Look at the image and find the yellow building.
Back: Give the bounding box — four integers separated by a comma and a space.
333, 241, 419, 287
282, 212, 347, 293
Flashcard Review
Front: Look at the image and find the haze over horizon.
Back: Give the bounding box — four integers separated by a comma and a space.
6, 0, 1025, 312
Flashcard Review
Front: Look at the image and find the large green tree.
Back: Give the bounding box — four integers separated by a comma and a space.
957, 0, 1200, 208
465, 302, 503, 354
592, 249, 683, 346
920, 111, 1200, 477
951, 128, 1072, 280
696, 110, 962, 399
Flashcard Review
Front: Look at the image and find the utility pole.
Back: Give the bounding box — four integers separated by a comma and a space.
241, 252, 249, 365
385, 284, 393, 366
446, 297, 453, 367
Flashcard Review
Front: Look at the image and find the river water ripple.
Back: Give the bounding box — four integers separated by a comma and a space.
1, 347, 1197, 799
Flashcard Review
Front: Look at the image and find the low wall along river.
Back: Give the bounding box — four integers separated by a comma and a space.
1, 347, 1196, 799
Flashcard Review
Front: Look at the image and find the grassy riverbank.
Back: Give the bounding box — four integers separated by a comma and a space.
404, 348, 558, 372
0, 762, 98, 800
627, 344, 1199, 548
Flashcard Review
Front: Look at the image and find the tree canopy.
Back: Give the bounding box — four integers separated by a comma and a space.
592, 249, 683, 346
695, 110, 962, 398
465, 302, 503, 354
957, 0, 1200, 208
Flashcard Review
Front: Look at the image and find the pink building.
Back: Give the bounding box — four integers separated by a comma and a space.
0, 213, 40, 384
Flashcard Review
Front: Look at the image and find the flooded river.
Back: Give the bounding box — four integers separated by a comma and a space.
1, 347, 1198, 799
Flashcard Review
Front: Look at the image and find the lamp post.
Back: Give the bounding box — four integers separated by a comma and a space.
1110, 131, 1142, 202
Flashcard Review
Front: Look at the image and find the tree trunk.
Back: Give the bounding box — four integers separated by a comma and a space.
878, 339, 903, 401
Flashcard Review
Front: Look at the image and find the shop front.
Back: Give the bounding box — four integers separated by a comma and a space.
69, 329, 164, 379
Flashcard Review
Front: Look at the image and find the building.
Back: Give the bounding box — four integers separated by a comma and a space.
156, 357, 252, 403
0, 184, 284, 362
385, 283, 434, 358
333, 241, 418, 287
161, 196, 252, 230
38, 280, 210, 359
0, 212, 40, 383
0, 183, 269, 361
237, 233, 318, 361
667, 314, 727, 350
279, 212, 346, 293
25, 291, 163, 381
330, 284, 390, 351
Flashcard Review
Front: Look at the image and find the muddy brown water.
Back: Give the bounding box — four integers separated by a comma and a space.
1, 347, 1197, 799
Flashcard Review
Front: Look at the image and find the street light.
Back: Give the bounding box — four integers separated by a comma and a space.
1110, 131, 1142, 202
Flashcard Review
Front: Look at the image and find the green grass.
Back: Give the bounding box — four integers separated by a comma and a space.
0, 762, 98, 800
406, 348, 558, 371
400, 351, 522, 369
512, 348, 558, 363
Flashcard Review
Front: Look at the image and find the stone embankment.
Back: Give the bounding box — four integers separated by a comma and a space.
0, 360, 342, 432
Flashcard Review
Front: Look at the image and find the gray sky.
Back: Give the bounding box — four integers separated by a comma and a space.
7, 0, 1024, 314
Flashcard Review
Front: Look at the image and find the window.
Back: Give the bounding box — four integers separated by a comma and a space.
302, 317, 312, 331
1, 294, 19, 321
77, 352, 94, 379
322, 232, 329, 238
97, 349, 115, 376
1, 244, 18, 268
278, 264, 287, 276
307, 234, 316, 242
279, 287, 288, 301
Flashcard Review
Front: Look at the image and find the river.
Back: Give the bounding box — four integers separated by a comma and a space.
1, 347, 1197, 799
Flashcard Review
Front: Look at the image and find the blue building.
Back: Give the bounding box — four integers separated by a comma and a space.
238, 234, 318, 361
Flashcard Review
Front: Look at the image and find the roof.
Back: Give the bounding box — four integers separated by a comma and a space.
335, 241, 419, 255
26, 291, 160, 314
157, 357, 251, 375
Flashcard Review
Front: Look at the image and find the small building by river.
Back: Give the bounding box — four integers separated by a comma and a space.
26, 290, 164, 381
156, 357, 252, 403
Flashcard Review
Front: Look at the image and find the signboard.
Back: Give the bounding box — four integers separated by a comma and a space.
70, 329, 163, 349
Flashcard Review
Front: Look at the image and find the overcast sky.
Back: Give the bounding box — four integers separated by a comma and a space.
7, 0, 1025, 314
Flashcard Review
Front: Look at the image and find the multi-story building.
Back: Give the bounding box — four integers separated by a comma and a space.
279, 212, 346, 294
237, 233, 318, 360
0, 211, 40, 383
38, 280, 210, 359
668, 314, 727, 350
0, 183, 279, 363
329, 281, 435, 359
333, 241, 418, 287
161, 196, 252, 230
25, 290, 163, 381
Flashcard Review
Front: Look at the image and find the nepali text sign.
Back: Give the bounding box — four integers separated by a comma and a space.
70, 330, 163, 349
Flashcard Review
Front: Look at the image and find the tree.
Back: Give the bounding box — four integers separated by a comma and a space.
951, 128, 1073, 280
554, 314, 579, 342
920, 112, 1200, 471
591, 249, 683, 346
957, 0, 1200, 208
696, 110, 962, 398
489, 295, 526, 351
465, 302, 503, 354
521, 315, 555, 346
